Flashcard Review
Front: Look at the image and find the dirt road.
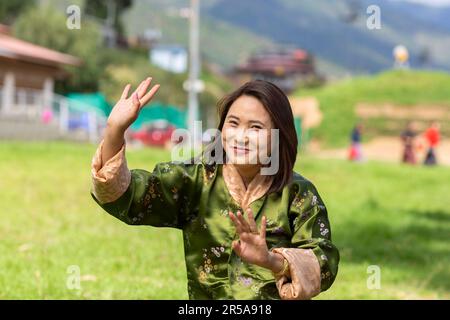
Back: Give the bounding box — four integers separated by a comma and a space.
309, 136, 450, 166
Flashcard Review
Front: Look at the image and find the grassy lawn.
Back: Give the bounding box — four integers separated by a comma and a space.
0, 141, 448, 299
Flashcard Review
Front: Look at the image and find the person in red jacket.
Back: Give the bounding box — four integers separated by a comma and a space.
423, 121, 441, 166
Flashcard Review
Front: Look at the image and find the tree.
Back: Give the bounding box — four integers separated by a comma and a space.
13, 5, 102, 92
0, 0, 35, 25
84, 0, 133, 37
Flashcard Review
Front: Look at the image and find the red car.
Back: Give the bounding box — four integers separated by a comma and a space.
129, 121, 178, 148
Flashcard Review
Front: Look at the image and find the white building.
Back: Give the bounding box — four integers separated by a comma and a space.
150, 45, 187, 74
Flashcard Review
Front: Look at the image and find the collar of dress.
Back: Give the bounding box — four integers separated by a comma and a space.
222, 163, 274, 210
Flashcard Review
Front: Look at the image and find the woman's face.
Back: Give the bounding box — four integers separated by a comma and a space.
221, 95, 274, 166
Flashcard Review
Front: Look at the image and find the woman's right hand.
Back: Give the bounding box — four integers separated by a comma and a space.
107, 77, 160, 134
100, 78, 160, 166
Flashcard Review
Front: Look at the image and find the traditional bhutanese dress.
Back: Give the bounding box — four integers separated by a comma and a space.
90, 140, 339, 300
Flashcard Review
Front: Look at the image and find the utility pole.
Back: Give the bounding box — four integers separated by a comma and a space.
187, 0, 202, 143
106, 0, 117, 48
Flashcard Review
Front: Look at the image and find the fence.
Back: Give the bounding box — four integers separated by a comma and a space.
0, 86, 107, 143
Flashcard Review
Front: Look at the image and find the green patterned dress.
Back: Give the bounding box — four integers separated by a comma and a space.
90, 160, 339, 299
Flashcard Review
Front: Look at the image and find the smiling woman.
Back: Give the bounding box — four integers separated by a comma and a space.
221, 96, 274, 182
90, 78, 339, 300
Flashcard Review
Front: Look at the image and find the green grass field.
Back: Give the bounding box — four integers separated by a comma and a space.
0, 141, 449, 299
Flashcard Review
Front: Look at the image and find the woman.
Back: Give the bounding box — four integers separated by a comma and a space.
348, 123, 363, 162
401, 121, 417, 165
90, 77, 339, 299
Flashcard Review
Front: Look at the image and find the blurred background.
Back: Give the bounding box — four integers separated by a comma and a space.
0, 0, 449, 299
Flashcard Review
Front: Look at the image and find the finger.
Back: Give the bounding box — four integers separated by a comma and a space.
229, 212, 244, 234
236, 210, 250, 233
246, 207, 258, 234
131, 80, 145, 98
231, 211, 246, 234
132, 92, 140, 109
121, 84, 131, 99
229, 212, 240, 231
232, 240, 242, 256
140, 84, 160, 107
138, 77, 152, 98
260, 216, 267, 239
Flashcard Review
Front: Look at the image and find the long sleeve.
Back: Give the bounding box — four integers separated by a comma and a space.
90, 140, 204, 229
273, 179, 339, 300
91, 139, 132, 204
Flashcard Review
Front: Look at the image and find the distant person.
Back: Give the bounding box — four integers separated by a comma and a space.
348, 123, 363, 162
400, 122, 417, 164
423, 121, 441, 166
41, 108, 53, 124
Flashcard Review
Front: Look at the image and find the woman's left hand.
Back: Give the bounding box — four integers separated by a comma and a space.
229, 208, 281, 271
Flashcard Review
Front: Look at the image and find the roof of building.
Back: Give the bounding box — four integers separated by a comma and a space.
0, 25, 82, 67
236, 49, 314, 75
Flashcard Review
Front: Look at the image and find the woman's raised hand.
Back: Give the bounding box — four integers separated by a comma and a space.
229, 208, 271, 267
107, 77, 160, 134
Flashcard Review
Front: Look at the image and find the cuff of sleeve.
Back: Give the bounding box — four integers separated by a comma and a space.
271, 247, 321, 300
91, 139, 131, 204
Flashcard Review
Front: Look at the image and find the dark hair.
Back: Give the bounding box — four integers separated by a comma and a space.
212, 80, 298, 194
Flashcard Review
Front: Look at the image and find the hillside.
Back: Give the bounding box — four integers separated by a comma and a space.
124, 0, 450, 76
207, 0, 450, 74
123, 0, 277, 69
294, 70, 450, 146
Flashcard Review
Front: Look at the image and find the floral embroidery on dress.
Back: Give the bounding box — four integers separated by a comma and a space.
265, 218, 277, 228
292, 193, 305, 210
129, 211, 146, 224
197, 244, 226, 282
202, 164, 216, 184
220, 209, 229, 217
238, 275, 253, 287
161, 163, 172, 173
299, 199, 319, 223
311, 194, 318, 206
232, 257, 263, 295
250, 282, 263, 295
194, 215, 208, 229
291, 189, 324, 230
145, 176, 163, 202
317, 218, 330, 237
232, 256, 254, 289
232, 257, 263, 294
272, 226, 286, 235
